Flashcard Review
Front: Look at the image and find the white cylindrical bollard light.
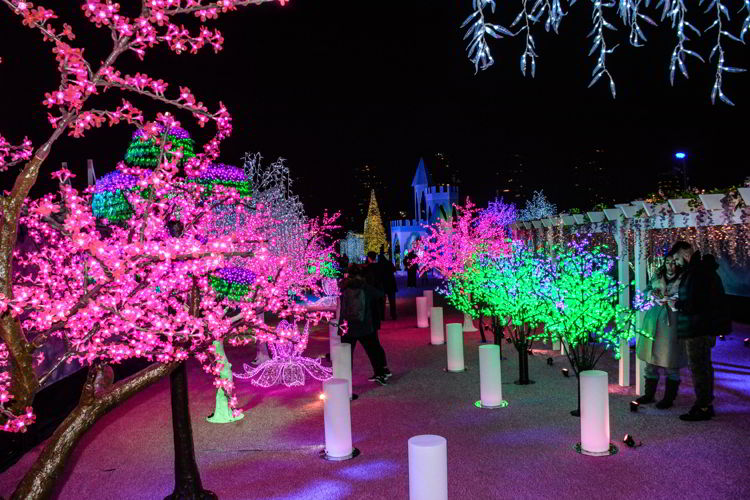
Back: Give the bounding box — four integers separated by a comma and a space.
329, 323, 341, 354
477, 344, 507, 408
322, 378, 356, 460
579, 370, 613, 456
462, 312, 478, 332
423, 290, 433, 318
430, 307, 445, 345
416, 297, 429, 328
445, 323, 465, 372
408, 435, 447, 500
552, 337, 561, 351
332, 343, 353, 399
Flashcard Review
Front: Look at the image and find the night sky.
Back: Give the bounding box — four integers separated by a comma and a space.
1, 0, 748, 229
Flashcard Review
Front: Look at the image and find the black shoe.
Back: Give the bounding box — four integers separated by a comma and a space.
384, 368, 392, 379
635, 377, 658, 405
655, 379, 680, 409
679, 405, 714, 421
367, 374, 378, 381
373, 375, 388, 386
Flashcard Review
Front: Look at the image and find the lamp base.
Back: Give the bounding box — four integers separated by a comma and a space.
429, 342, 445, 346
320, 447, 361, 461
474, 400, 509, 409
574, 443, 618, 457
205, 412, 245, 424
444, 367, 467, 373
513, 379, 536, 385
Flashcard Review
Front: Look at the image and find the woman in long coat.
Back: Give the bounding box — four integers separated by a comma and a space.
636, 255, 688, 408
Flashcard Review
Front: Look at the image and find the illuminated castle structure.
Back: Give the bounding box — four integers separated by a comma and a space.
389, 158, 459, 268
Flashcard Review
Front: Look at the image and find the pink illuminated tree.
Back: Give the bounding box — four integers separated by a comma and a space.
0, 1, 294, 498
414, 198, 513, 343
1, 157, 336, 498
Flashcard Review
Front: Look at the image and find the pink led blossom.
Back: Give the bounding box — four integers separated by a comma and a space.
415, 198, 512, 279
1, 163, 338, 428
0, 134, 33, 172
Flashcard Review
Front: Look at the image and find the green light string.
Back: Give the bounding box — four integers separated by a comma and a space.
124, 136, 196, 168
209, 276, 251, 302
185, 177, 253, 198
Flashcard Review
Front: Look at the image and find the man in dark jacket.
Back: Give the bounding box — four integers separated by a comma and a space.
378, 251, 398, 320
669, 241, 731, 421
339, 265, 390, 385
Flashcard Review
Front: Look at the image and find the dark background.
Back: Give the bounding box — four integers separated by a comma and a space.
1, 0, 747, 231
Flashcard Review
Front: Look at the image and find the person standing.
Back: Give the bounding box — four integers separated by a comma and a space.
635, 255, 686, 409
339, 265, 389, 385
378, 252, 398, 320
669, 241, 731, 421
405, 251, 417, 288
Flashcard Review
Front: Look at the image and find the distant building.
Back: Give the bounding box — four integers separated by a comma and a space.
389, 158, 460, 268
552, 148, 620, 208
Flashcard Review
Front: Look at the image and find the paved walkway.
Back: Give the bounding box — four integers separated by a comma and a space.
2, 297, 749, 499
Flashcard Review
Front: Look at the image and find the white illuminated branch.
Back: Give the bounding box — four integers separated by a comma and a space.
462, 0, 749, 104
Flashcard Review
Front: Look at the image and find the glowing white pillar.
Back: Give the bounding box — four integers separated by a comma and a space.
322, 378, 354, 459
430, 307, 445, 345
579, 370, 612, 456
408, 435, 448, 500
329, 323, 341, 354
332, 343, 353, 399
552, 336, 561, 351
416, 297, 429, 328
445, 323, 465, 372
478, 344, 506, 408
462, 313, 478, 332
615, 219, 631, 387
560, 337, 568, 356
634, 222, 648, 396
423, 290, 433, 318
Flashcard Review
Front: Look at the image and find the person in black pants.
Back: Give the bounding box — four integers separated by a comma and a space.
669, 241, 731, 421
339, 265, 391, 385
378, 252, 398, 320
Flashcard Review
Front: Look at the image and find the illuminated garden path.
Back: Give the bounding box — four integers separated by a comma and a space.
2, 296, 749, 500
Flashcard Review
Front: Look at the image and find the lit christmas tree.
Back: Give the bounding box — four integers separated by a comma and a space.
363, 189, 388, 255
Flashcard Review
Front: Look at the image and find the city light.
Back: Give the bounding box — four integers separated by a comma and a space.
675, 152, 686, 159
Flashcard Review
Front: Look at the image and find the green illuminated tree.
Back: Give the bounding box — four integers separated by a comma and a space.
531, 239, 647, 415
471, 241, 552, 385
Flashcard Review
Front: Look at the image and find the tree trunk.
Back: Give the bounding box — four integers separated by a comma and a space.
477, 313, 487, 343
516, 344, 532, 385
1, 149, 53, 424
11, 363, 175, 500
570, 374, 581, 417
0, 315, 39, 415
165, 362, 217, 500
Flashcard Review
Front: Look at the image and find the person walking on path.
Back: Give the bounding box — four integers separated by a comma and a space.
339, 265, 390, 385
635, 255, 687, 409
669, 241, 731, 421
378, 251, 398, 320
